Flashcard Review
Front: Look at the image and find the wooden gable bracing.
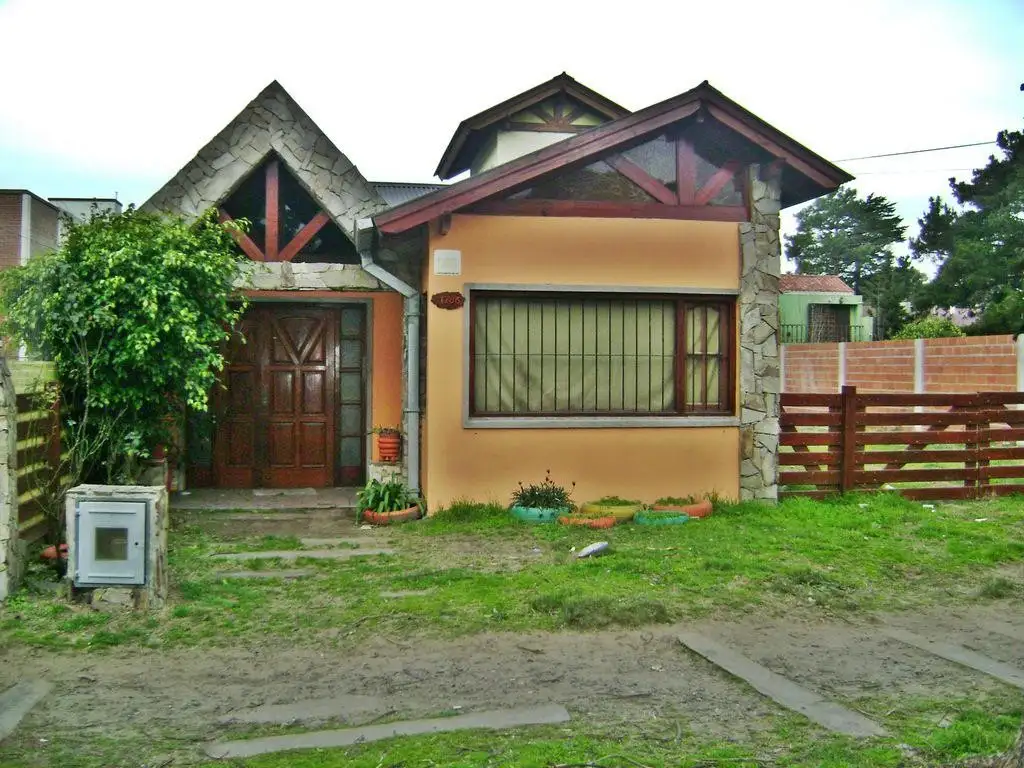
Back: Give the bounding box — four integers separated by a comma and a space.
376, 81, 853, 234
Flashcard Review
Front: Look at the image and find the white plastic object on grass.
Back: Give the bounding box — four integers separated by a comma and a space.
576, 542, 609, 559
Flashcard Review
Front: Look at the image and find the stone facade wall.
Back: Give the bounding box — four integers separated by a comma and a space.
0, 359, 20, 601
738, 164, 782, 501
142, 82, 420, 289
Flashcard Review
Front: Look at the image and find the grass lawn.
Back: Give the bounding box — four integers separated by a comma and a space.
2, 493, 1024, 768
3, 493, 1024, 649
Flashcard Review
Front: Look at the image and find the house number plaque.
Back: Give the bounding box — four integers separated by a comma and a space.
431, 291, 465, 310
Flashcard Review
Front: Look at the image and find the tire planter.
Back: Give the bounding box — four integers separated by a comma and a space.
652, 499, 713, 519
635, 511, 690, 526
557, 515, 617, 529
362, 505, 421, 526
510, 506, 568, 523
579, 502, 643, 523
377, 434, 402, 463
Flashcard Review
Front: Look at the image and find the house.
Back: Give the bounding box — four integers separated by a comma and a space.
143, 74, 851, 506
779, 274, 873, 343
0, 190, 121, 269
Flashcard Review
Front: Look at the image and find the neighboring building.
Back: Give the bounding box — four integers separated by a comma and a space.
143, 74, 851, 504
0, 190, 61, 268
779, 274, 873, 343
49, 197, 122, 223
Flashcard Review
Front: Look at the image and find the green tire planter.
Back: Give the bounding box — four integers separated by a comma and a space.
579, 502, 643, 522
635, 511, 690, 526
510, 505, 568, 523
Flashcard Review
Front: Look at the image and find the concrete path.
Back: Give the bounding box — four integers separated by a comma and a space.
205, 704, 571, 759
881, 627, 1024, 690
300, 537, 377, 548
0, 680, 51, 742
677, 632, 887, 738
215, 569, 314, 580
172, 487, 357, 511
210, 548, 394, 562
218, 694, 389, 725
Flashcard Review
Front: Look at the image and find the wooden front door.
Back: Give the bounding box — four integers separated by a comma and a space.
212, 304, 366, 488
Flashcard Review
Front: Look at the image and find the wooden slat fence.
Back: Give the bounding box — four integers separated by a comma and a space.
15, 389, 62, 544
780, 386, 1024, 500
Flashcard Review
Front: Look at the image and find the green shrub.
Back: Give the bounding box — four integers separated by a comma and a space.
892, 316, 965, 340
357, 479, 419, 517
511, 471, 574, 509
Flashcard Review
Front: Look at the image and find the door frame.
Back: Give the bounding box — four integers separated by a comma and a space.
196, 293, 375, 488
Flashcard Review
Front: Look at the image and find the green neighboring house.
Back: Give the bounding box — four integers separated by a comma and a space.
779, 274, 874, 343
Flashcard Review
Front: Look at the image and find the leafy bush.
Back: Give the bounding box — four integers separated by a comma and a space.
0, 206, 247, 483
510, 471, 574, 510
357, 479, 419, 516
892, 316, 965, 340
590, 496, 641, 506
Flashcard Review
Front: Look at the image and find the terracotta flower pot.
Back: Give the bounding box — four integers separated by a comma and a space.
653, 499, 712, 519
558, 515, 617, 529
377, 434, 402, 463
362, 505, 421, 526
41, 543, 69, 561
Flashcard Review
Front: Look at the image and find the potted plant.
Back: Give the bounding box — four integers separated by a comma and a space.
578, 496, 644, 523
510, 471, 575, 523
652, 496, 713, 519
557, 512, 617, 529
372, 426, 402, 463
357, 479, 421, 525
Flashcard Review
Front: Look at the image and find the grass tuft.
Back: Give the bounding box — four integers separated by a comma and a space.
976, 576, 1019, 599
530, 592, 671, 629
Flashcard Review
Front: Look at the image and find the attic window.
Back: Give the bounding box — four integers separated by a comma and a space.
219, 157, 358, 264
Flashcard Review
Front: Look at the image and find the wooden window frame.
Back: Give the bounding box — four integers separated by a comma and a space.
469, 291, 736, 419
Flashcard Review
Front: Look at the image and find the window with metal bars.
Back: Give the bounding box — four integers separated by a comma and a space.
470, 292, 734, 417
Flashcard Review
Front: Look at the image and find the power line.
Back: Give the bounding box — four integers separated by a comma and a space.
837, 141, 997, 162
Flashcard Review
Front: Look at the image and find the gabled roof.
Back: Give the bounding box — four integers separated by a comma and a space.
376, 81, 854, 235
780, 274, 855, 294
143, 81, 386, 235
372, 181, 447, 210
435, 73, 630, 180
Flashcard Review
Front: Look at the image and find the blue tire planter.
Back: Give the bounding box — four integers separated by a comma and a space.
510, 505, 568, 523
634, 511, 690, 526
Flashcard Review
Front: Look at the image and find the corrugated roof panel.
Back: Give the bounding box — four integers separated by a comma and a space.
373, 182, 446, 210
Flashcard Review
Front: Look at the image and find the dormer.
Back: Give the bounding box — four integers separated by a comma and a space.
435, 73, 630, 180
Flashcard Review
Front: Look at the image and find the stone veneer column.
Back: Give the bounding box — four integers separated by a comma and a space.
738, 164, 782, 501
0, 359, 19, 601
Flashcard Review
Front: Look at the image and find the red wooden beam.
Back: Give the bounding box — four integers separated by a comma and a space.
694, 161, 741, 206
278, 211, 329, 262
468, 199, 747, 222
218, 209, 265, 262
676, 139, 697, 204
265, 160, 280, 261
605, 156, 678, 205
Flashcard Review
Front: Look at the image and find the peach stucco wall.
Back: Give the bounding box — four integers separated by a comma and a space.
422, 214, 741, 510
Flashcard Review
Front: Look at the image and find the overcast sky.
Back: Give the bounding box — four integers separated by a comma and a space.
1, 0, 1021, 267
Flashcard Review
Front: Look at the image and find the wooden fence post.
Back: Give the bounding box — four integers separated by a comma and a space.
840, 385, 858, 493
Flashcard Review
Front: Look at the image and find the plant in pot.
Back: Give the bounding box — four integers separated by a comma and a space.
510, 471, 575, 523
357, 479, 421, 525
652, 495, 713, 519
578, 495, 644, 523
372, 426, 402, 463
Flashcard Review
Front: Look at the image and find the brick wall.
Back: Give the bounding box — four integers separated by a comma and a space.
784, 335, 1021, 393
0, 193, 22, 269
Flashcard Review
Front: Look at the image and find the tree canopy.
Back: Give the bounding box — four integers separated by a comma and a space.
0, 207, 248, 482
912, 128, 1024, 334
785, 187, 923, 339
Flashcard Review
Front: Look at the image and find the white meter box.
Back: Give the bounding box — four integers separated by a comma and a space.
74, 500, 147, 586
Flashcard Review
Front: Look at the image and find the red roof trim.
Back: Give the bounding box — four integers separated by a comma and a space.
376, 82, 853, 236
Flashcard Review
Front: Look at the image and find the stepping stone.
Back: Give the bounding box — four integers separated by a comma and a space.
881, 626, 1024, 690
380, 590, 433, 599
0, 680, 52, 742
216, 569, 313, 580
218, 694, 388, 725
677, 632, 886, 738
205, 704, 571, 759
300, 537, 377, 548
210, 548, 394, 562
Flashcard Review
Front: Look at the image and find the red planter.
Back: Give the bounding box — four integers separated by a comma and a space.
362, 505, 421, 526
377, 434, 402, 463
653, 500, 712, 519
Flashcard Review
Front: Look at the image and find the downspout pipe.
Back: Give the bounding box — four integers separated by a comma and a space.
355, 219, 420, 496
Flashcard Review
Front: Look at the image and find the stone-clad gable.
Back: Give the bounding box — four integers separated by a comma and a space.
143, 81, 386, 239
